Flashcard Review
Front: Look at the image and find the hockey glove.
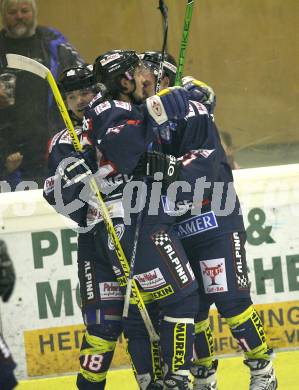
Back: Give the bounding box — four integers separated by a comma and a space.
0, 241, 16, 302
146, 86, 189, 125
58, 146, 98, 187
135, 151, 181, 189
182, 76, 216, 114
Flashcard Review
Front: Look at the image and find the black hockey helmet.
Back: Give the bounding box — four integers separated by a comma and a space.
93, 50, 141, 98
139, 51, 177, 86
58, 64, 95, 93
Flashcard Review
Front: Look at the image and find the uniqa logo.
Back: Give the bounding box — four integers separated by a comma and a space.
151, 97, 162, 116
108, 224, 125, 250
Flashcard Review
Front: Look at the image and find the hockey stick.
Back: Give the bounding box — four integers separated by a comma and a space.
156, 0, 169, 93
1, 53, 159, 342
122, 193, 144, 317
123, 0, 169, 317
175, 0, 195, 86
158, 0, 168, 52
124, 1, 194, 318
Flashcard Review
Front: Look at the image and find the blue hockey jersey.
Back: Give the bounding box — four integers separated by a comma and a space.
154, 100, 245, 240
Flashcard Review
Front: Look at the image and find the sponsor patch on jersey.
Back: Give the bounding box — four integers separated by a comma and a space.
99, 282, 123, 300
200, 258, 228, 294
114, 100, 132, 111
175, 211, 218, 239
106, 124, 125, 135
82, 116, 93, 132
172, 322, 187, 372
83, 261, 96, 302
161, 196, 193, 216
135, 268, 166, 290
190, 100, 208, 115
186, 103, 196, 118
152, 231, 191, 288
59, 131, 73, 144
43, 175, 55, 195
87, 199, 125, 226
151, 284, 174, 300
181, 149, 215, 167
94, 101, 112, 115
198, 149, 214, 158
88, 91, 104, 108
48, 129, 64, 153
108, 224, 125, 250
232, 232, 250, 290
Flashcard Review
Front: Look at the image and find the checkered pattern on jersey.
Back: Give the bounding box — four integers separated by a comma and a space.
236, 273, 249, 289
152, 231, 170, 247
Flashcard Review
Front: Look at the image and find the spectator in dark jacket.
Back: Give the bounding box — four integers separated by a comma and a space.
0, 0, 84, 188
0, 239, 17, 390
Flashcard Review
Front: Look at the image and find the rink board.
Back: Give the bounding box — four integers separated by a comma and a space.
0, 164, 299, 379
18, 351, 299, 390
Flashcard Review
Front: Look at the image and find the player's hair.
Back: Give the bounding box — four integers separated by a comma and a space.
0, 0, 37, 18
93, 50, 140, 99
139, 51, 177, 87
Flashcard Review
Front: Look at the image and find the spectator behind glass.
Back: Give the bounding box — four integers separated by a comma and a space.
0, 0, 84, 189
219, 130, 240, 170
0, 239, 17, 389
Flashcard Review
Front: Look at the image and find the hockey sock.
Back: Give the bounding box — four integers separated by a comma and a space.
151, 340, 164, 383
193, 318, 215, 368
225, 305, 271, 360
76, 331, 116, 389
128, 338, 163, 389
160, 315, 195, 374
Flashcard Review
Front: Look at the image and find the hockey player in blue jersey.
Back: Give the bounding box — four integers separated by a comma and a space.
139, 51, 278, 390
44, 52, 200, 390
44, 65, 122, 390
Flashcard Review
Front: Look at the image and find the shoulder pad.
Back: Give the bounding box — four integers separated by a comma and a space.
89, 99, 133, 118
88, 91, 105, 109
48, 127, 82, 154
92, 100, 112, 116
113, 100, 132, 111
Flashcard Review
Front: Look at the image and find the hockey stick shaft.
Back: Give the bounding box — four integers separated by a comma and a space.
123, 0, 169, 317
122, 185, 145, 317
156, 0, 168, 93
159, 0, 168, 52
47, 70, 159, 341
3, 54, 159, 342
174, 0, 195, 86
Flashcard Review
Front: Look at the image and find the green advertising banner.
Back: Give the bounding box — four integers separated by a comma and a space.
0, 164, 298, 379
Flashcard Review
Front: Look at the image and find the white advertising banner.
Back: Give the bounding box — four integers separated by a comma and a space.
0, 164, 298, 379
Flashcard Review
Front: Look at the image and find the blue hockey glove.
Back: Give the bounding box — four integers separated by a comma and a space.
146, 86, 189, 125
134, 151, 181, 189
182, 76, 216, 114
0, 241, 16, 303
58, 146, 98, 187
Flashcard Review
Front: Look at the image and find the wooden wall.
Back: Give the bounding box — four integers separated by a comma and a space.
3, 0, 299, 148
